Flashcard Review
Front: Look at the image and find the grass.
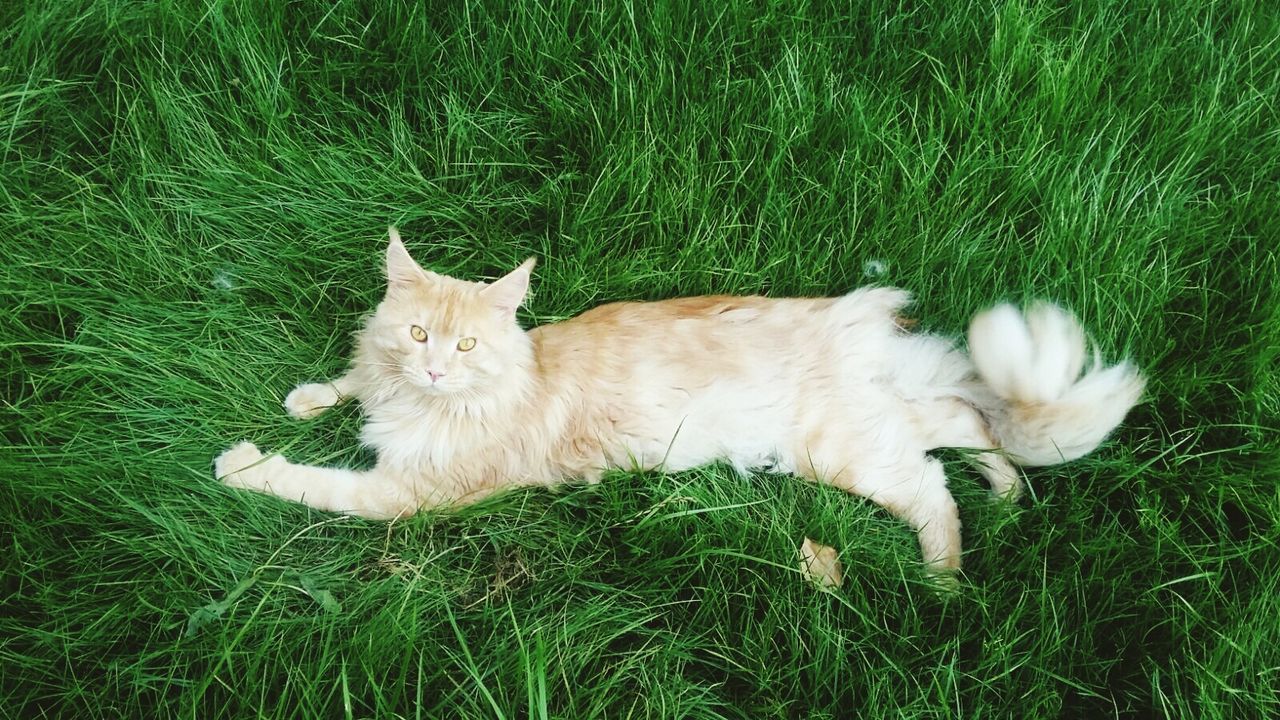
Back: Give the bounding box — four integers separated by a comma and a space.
2, 0, 1278, 717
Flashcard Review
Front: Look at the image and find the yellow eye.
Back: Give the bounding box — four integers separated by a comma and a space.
457, 337, 476, 351
409, 325, 428, 343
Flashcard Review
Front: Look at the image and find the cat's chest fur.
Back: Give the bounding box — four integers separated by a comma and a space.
356, 384, 576, 499
361, 394, 498, 474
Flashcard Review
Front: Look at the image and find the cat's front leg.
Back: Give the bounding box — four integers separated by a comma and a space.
214, 442, 415, 519
284, 371, 360, 419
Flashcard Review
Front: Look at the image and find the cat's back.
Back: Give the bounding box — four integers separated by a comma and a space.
527, 287, 911, 352
532, 293, 834, 343
524, 291, 858, 390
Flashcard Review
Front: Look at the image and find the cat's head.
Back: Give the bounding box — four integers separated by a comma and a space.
357, 227, 534, 398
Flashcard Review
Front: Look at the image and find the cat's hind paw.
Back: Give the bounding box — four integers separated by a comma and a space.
284, 382, 341, 419
924, 567, 962, 595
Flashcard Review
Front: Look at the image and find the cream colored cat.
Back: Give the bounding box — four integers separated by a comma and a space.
215, 227, 1145, 576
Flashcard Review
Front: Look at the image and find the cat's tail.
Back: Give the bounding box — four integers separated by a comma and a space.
967, 302, 1145, 467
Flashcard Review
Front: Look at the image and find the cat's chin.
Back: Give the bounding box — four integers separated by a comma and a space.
406, 376, 470, 398
409, 381, 454, 397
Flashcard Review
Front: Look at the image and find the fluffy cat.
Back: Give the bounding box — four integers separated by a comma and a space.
215, 227, 1145, 577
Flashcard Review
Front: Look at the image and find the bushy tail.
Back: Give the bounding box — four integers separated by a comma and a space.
968, 302, 1145, 467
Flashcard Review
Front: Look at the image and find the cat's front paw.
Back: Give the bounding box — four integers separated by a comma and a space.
284, 383, 340, 419
215, 441, 272, 490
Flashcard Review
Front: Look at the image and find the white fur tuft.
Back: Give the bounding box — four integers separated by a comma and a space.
969, 302, 1145, 466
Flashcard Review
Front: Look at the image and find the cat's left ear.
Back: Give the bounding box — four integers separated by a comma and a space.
481, 257, 536, 319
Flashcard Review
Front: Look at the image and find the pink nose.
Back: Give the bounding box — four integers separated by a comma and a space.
427, 370, 445, 383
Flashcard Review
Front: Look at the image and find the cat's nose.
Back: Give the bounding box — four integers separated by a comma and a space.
427, 370, 445, 383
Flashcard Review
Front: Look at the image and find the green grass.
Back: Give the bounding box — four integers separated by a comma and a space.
3, 0, 1278, 717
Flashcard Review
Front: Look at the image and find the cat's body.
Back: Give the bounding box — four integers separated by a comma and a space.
216, 228, 1145, 576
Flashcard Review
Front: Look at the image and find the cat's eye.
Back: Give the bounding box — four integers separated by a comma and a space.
457, 337, 477, 352
409, 325, 428, 343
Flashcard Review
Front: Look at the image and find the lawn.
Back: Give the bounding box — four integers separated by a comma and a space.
3, 0, 1278, 717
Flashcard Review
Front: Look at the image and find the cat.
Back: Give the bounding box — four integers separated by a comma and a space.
215, 227, 1145, 578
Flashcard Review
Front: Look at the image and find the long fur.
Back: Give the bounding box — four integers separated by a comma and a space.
968, 302, 1146, 466
215, 228, 1145, 575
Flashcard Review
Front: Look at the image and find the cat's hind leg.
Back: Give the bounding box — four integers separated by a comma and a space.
911, 396, 1023, 501
799, 443, 963, 578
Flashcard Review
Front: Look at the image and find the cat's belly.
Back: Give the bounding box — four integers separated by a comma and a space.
614, 432, 793, 475
599, 366, 913, 478
605, 379, 800, 475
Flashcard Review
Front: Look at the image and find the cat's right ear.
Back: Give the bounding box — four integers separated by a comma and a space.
385, 226, 434, 291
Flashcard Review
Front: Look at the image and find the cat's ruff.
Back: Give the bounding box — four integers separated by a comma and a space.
215, 227, 1145, 577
